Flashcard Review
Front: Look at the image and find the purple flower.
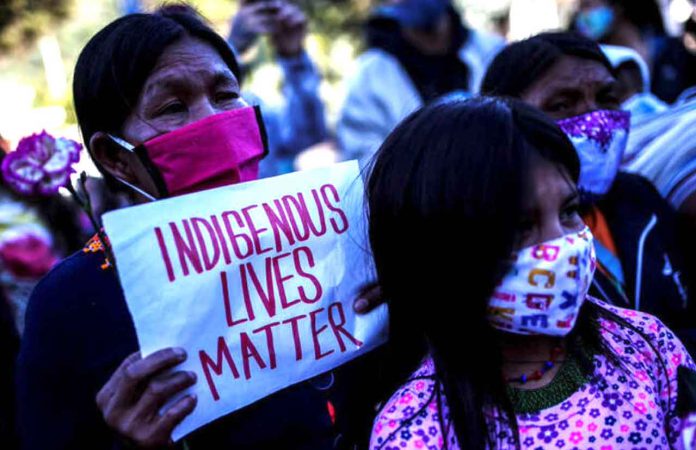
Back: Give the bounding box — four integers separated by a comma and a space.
537, 425, 559, 444
522, 413, 541, 422
601, 392, 623, 411
600, 428, 613, 439
1, 131, 81, 196
635, 419, 647, 431
628, 432, 642, 444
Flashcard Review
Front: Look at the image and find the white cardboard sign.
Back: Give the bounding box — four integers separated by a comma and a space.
103, 161, 387, 440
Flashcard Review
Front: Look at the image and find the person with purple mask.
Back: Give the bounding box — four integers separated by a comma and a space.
480, 32, 694, 354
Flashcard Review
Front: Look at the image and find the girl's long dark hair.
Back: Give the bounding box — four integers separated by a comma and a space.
365, 97, 668, 449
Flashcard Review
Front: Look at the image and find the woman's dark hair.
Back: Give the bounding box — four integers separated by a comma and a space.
72, 3, 241, 183
366, 96, 669, 449
481, 32, 614, 98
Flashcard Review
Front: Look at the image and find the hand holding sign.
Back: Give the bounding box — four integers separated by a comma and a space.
102, 162, 387, 441
97, 349, 196, 449
96, 287, 383, 448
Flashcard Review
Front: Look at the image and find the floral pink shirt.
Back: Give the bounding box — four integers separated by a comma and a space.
370, 299, 696, 450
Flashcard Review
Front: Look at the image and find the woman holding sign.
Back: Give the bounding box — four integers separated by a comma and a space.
367, 97, 696, 449
16, 5, 379, 450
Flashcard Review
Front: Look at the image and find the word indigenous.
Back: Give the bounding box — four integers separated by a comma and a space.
154, 183, 348, 282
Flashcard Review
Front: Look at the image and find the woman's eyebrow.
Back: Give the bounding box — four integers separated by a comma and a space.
143, 75, 188, 98
541, 87, 581, 105
211, 71, 239, 90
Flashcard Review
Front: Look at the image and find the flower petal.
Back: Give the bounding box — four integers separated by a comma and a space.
4, 131, 82, 196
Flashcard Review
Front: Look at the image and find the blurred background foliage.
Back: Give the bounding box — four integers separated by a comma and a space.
0, 0, 71, 52
0, 0, 384, 149
0, 0, 689, 149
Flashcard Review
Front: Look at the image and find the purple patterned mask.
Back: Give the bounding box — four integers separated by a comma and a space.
557, 110, 630, 196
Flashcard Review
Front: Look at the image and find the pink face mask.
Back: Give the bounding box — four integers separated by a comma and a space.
109, 106, 268, 199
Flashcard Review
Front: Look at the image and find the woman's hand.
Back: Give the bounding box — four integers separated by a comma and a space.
353, 282, 384, 314
96, 348, 197, 449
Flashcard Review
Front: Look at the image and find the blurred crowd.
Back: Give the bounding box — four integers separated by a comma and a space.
1, 0, 696, 449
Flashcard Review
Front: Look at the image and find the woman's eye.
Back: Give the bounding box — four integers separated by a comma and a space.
546, 102, 570, 114
216, 91, 240, 103
598, 93, 621, 109
157, 101, 186, 116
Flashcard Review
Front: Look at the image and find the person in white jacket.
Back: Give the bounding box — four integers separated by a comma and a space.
337, 0, 504, 166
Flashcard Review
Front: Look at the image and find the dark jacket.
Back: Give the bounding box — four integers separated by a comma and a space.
15, 247, 365, 450
1, 290, 19, 450
589, 172, 695, 352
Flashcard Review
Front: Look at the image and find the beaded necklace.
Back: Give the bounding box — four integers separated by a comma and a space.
505, 346, 564, 385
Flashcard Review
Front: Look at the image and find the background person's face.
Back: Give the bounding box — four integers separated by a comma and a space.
519, 56, 621, 120
515, 155, 584, 250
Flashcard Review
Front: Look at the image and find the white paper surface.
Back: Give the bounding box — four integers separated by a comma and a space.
103, 161, 387, 440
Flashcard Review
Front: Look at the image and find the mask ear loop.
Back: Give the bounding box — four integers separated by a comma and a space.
252, 105, 271, 159
106, 134, 163, 201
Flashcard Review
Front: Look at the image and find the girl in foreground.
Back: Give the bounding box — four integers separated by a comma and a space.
367, 97, 695, 449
